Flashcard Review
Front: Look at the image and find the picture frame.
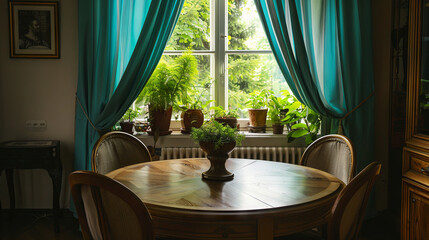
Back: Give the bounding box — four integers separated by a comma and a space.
9, 1, 59, 58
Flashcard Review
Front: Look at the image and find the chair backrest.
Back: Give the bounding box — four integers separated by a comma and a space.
69, 170, 154, 240
300, 134, 355, 184
327, 162, 382, 240
91, 131, 152, 174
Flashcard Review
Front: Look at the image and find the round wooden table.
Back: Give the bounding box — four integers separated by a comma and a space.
106, 158, 344, 240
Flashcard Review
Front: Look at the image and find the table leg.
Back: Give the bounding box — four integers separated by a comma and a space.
5, 169, 15, 209
48, 167, 62, 234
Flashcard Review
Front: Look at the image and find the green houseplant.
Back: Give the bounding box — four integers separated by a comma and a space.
282, 95, 321, 144
191, 120, 245, 181
268, 90, 292, 134
210, 106, 239, 129
246, 89, 271, 132
137, 53, 198, 136
119, 107, 142, 134
178, 80, 213, 134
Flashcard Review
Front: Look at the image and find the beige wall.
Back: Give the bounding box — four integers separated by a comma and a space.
0, 0, 392, 211
0, 0, 78, 208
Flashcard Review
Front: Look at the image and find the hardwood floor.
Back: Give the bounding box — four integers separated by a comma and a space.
0, 209, 82, 240
0, 209, 399, 240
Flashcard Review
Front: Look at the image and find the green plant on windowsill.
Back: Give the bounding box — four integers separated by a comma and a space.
268, 90, 292, 125
177, 79, 214, 113
210, 106, 239, 119
190, 120, 245, 150
282, 96, 321, 145
135, 52, 198, 136
120, 107, 142, 122
119, 107, 142, 134
210, 106, 239, 128
137, 53, 198, 111
246, 89, 271, 109
246, 89, 271, 129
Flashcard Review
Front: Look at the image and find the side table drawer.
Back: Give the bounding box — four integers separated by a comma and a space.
403, 147, 429, 186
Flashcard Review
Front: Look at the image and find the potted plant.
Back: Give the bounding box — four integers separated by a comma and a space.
246, 89, 271, 132
137, 53, 198, 136
119, 107, 142, 134
210, 106, 239, 129
190, 120, 245, 181
178, 80, 213, 134
282, 95, 321, 144
268, 90, 292, 134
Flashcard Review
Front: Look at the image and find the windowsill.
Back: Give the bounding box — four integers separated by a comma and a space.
135, 131, 307, 148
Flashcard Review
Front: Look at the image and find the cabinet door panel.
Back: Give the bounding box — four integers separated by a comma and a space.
410, 192, 429, 239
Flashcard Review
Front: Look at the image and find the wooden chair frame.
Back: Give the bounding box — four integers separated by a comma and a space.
327, 162, 382, 240
300, 134, 356, 184
70, 170, 154, 240
91, 131, 151, 174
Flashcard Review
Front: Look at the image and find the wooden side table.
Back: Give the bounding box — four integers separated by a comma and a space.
0, 140, 62, 233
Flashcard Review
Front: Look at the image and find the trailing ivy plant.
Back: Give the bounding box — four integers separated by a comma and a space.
190, 120, 245, 150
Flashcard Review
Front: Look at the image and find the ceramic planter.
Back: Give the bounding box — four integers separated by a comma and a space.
199, 141, 236, 181
181, 109, 204, 134
272, 124, 284, 134
120, 122, 134, 134
248, 109, 268, 127
148, 106, 173, 136
214, 117, 238, 129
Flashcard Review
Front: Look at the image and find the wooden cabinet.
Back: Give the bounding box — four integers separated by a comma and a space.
402, 0, 429, 239
402, 179, 429, 240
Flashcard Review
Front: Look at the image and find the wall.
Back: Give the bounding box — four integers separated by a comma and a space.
0, 0, 78, 208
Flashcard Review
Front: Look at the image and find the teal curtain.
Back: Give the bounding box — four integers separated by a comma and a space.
75, 0, 184, 171
254, 0, 374, 174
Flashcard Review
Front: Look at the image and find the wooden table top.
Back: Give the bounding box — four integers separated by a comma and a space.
107, 158, 343, 212
107, 158, 343, 239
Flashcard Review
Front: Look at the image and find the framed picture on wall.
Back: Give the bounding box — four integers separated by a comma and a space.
9, 2, 59, 58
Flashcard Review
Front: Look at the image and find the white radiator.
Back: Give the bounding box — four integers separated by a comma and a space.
160, 146, 305, 164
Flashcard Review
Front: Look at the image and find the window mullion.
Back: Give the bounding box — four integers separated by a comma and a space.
215, 0, 226, 108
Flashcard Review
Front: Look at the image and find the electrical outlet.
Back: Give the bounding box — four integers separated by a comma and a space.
26, 120, 47, 129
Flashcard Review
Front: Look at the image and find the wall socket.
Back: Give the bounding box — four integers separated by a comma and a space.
26, 120, 47, 129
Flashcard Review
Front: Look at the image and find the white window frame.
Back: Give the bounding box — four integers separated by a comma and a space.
164, 0, 274, 113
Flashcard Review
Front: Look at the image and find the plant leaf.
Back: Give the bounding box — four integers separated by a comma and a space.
291, 123, 307, 129
291, 129, 308, 138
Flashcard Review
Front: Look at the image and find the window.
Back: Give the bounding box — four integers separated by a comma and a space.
136, 0, 290, 119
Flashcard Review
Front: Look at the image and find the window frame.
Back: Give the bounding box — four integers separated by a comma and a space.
163, 0, 276, 113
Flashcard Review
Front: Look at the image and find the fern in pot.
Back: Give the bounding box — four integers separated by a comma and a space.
136, 53, 198, 136
191, 120, 244, 181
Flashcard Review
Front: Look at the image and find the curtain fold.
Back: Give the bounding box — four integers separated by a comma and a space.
254, 0, 374, 174
75, 0, 184, 171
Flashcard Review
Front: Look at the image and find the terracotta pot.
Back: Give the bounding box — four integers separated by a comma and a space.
181, 109, 204, 134
199, 141, 236, 181
119, 122, 134, 134
214, 117, 238, 129
148, 106, 172, 136
272, 124, 284, 134
248, 109, 268, 127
